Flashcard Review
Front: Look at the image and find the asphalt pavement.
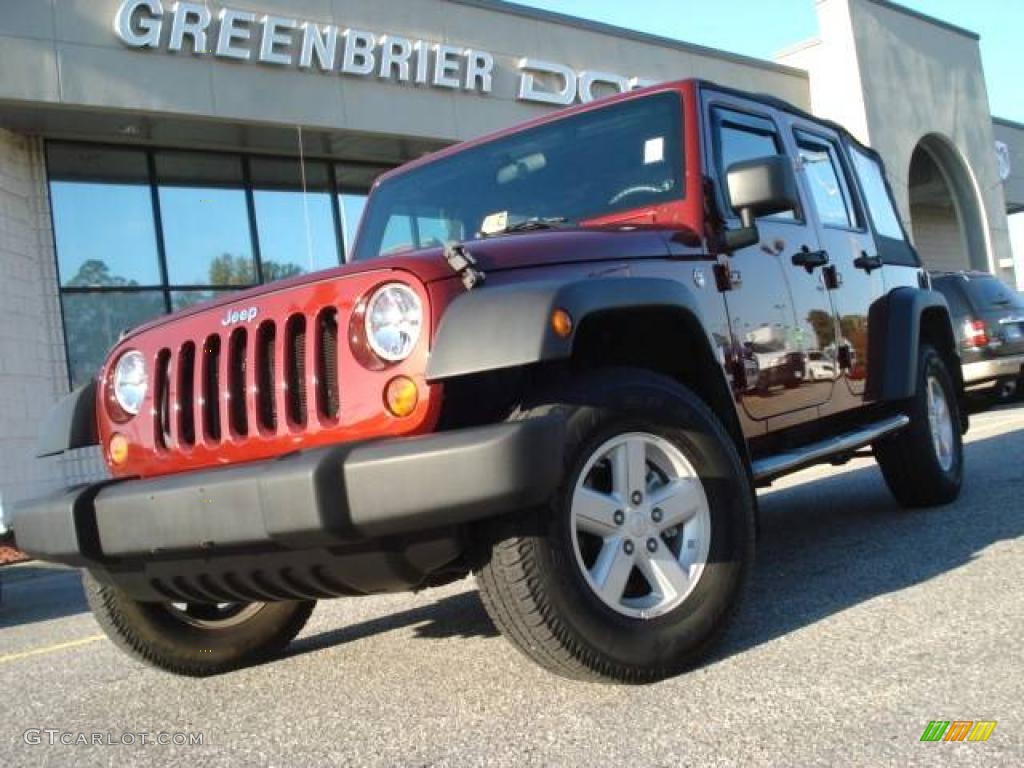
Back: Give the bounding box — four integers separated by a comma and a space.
1, 403, 1022, 767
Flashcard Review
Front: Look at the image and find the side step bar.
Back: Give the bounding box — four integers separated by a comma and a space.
751, 414, 910, 484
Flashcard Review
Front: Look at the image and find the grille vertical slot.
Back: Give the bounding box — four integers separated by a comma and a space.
285, 315, 307, 426
202, 335, 222, 442
178, 342, 196, 447
154, 349, 171, 450
228, 328, 248, 437
257, 321, 277, 431
316, 308, 340, 420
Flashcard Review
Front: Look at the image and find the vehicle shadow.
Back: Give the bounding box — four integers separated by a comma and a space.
712, 425, 1024, 662
4, 426, 1020, 673
0, 565, 89, 627
292, 424, 1024, 667
284, 590, 498, 659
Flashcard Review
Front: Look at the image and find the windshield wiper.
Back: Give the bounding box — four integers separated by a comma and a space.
483, 216, 570, 237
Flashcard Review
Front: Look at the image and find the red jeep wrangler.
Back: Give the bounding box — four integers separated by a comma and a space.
13, 80, 965, 683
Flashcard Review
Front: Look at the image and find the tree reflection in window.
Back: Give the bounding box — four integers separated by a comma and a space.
49, 143, 389, 388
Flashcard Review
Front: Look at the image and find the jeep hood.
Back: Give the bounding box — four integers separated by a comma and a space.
123, 228, 674, 339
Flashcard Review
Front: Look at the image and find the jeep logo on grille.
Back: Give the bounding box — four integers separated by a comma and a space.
221, 306, 259, 327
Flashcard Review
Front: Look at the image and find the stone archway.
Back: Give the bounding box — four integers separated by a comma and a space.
908, 134, 991, 273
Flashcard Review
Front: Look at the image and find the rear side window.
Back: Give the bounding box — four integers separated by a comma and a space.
712, 109, 794, 221
932, 278, 972, 318
965, 276, 1024, 310
795, 132, 859, 229
849, 147, 904, 240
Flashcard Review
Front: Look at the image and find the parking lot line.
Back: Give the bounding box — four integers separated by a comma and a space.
0, 635, 104, 665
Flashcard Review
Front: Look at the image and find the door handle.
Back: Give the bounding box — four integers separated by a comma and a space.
792, 246, 829, 273
854, 252, 883, 273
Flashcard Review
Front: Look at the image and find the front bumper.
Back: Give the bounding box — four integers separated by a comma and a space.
962, 354, 1024, 390
11, 415, 565, 600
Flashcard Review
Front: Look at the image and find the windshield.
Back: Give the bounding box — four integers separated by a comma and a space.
352, 93, 684, 261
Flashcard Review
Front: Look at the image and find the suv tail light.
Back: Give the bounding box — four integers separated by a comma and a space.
963, 319, 989, 348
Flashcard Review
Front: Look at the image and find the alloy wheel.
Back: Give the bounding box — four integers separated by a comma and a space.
569, 432, 712, 619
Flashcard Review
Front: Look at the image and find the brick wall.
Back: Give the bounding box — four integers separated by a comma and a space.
0, 127, 105, 512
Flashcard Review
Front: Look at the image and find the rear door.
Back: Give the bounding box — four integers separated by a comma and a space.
702, 91, 838, 424
784, 118, 882, 402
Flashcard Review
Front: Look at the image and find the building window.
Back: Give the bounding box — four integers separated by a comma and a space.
251, 158, 342, 277
46, 142, 391, 389
49, 146, 161, 288
337, 163, 380, 254
156, 152, 255, 288
61, 292, 167, 389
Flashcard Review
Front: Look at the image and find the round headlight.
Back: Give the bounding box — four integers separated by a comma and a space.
364, 283, 423, 362
112, 350, 148, 416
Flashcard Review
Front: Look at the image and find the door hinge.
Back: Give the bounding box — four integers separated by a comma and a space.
823, 265, 842, 291
714, 263, 741, 292
444, 242, 486, 290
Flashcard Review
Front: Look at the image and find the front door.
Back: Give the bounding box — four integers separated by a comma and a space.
703, 94, 839, 424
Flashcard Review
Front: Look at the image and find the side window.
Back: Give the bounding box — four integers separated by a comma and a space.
934, 279, 971, 317
795, 132, 858, 229
713, 109, 794, 221
850, 147, 905, 241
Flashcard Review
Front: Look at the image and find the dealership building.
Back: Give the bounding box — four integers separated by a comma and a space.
0, 0, 1022, 511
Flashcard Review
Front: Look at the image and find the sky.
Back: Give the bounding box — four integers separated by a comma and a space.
516, 0, 1024, 275
516, 0, 1024, 123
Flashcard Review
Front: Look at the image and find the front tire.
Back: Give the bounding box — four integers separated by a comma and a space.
83, 572, 315, 677
874, 344, 963, 507
474, 371, 755, 683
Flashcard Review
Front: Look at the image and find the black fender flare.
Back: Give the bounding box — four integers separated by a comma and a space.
36, 381, 99, 458
426, 277, 707, 381
866, 287, 961, 402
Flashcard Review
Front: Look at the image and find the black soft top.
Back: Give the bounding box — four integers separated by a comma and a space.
696, 80, 919, 268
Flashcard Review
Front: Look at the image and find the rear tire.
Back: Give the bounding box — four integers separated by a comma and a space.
83, 571, 315, 677
874, 344, 963, 508
474, 370, 755, 683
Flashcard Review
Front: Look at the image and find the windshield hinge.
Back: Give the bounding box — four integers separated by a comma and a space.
444, 243, 486, 291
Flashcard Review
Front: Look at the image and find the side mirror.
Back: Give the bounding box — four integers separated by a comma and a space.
723, 155, 800, 251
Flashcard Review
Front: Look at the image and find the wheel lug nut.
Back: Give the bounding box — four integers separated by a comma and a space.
613, 510, 625, 525
652, 508, 664, 523
631, 491, 643, 505
623, 540, 635, 555
647, 538, 658, 553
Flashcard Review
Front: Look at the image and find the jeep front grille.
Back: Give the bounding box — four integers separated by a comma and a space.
100, 272, 436, 479
155, 310, 340, 451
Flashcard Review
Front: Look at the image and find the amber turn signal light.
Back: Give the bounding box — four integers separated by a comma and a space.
384, 376, 419, 418
108, 433, 129, 465
551, 308, 573, 338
